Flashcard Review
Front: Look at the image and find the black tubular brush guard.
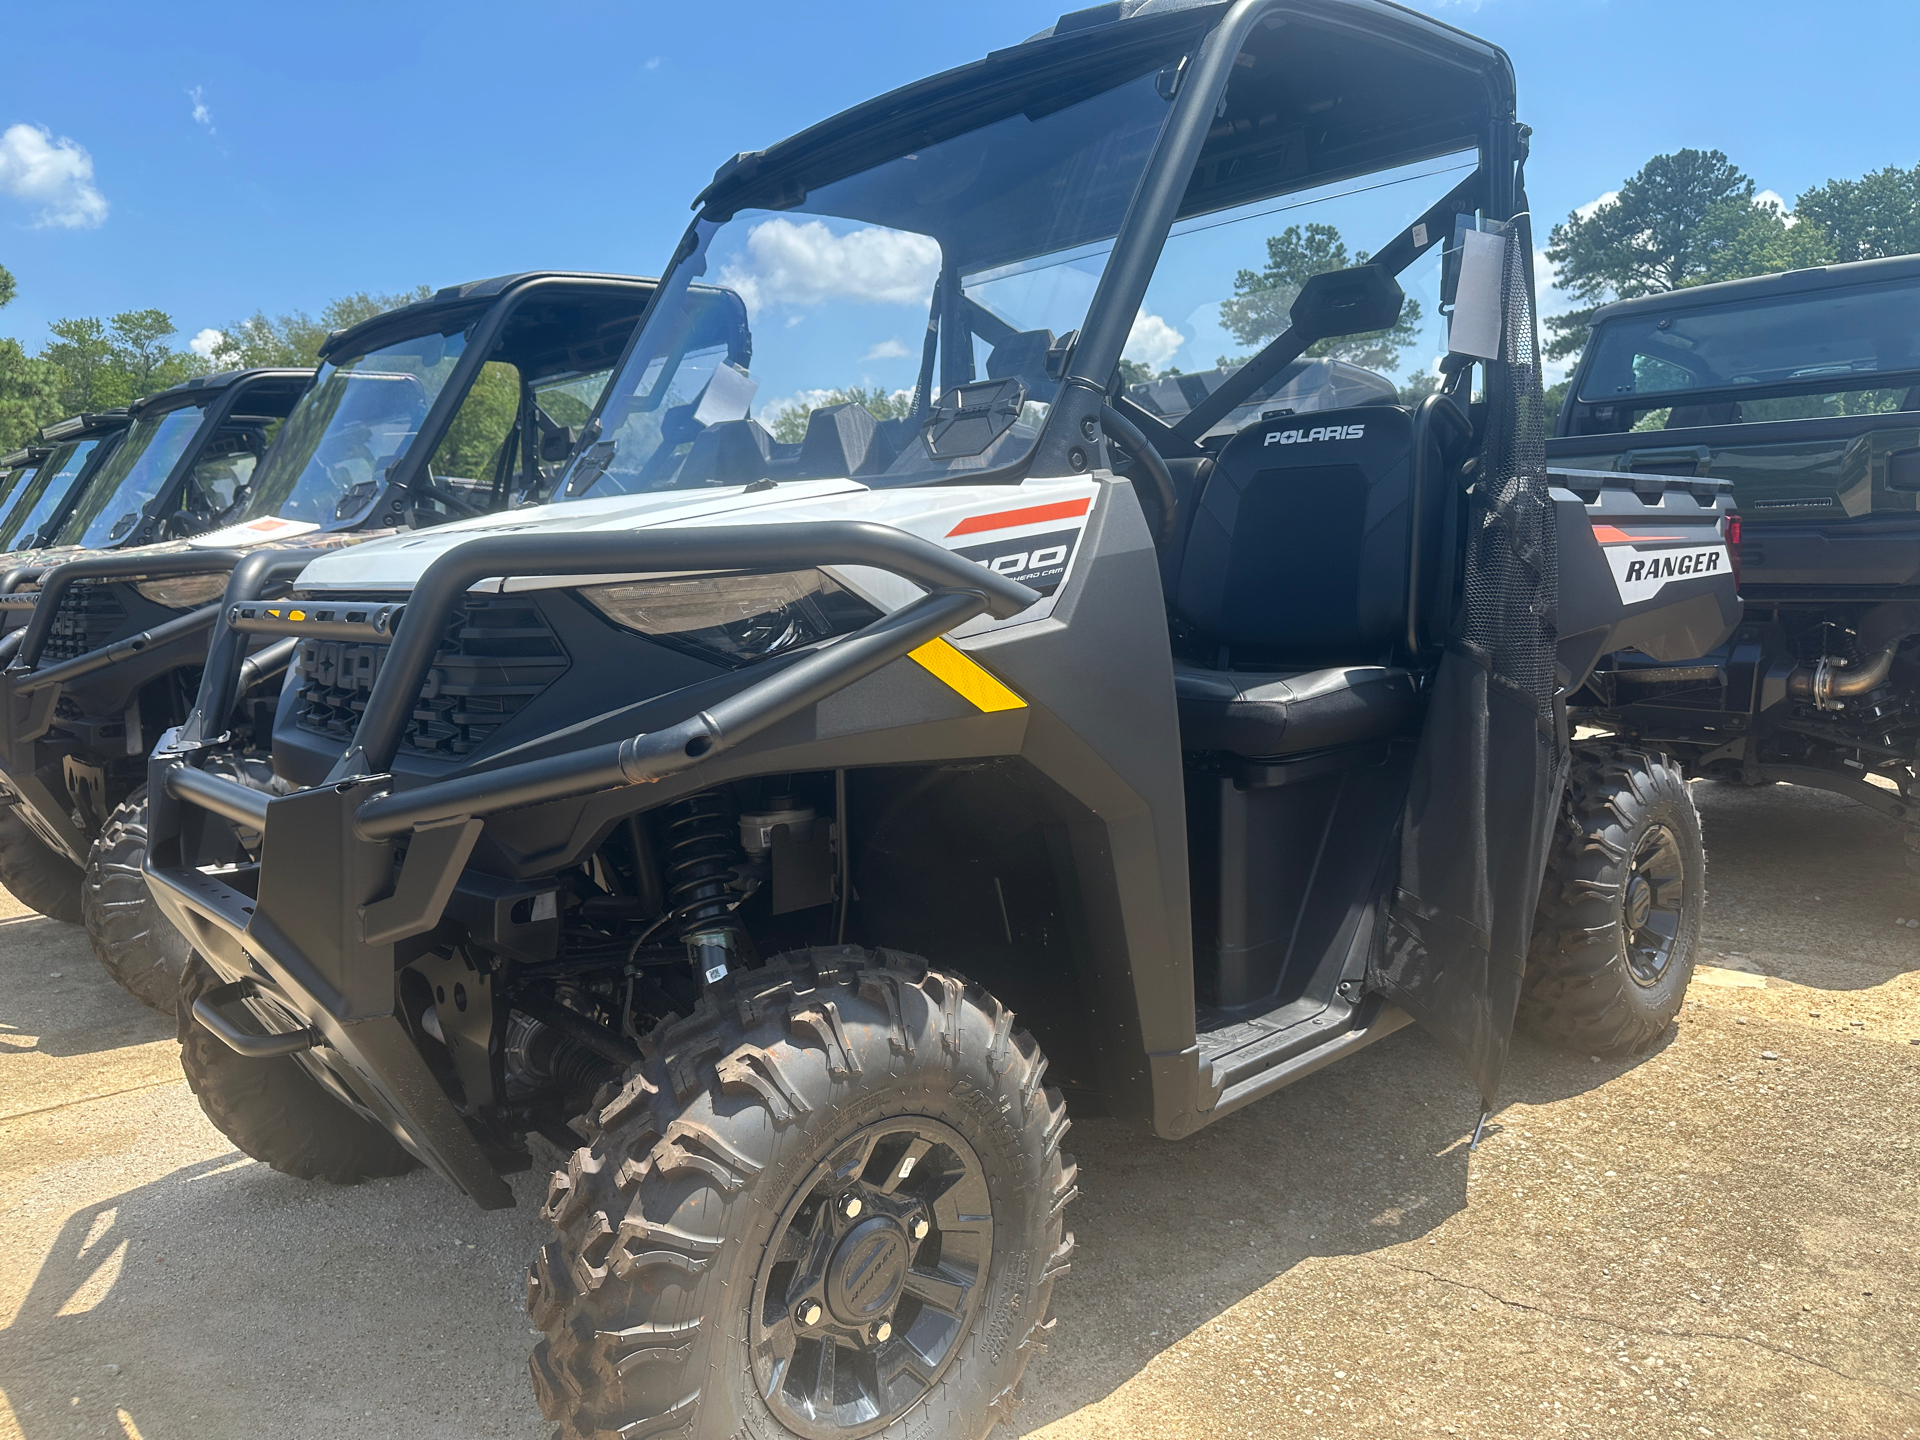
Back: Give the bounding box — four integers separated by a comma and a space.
142, 521, 1040, 1206
0, 549, 315, 860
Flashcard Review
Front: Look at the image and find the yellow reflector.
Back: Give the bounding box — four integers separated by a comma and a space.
908, 638, 1026, 712
288, 610, 306, 622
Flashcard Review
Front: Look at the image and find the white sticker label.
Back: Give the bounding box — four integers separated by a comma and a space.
1448, 228, 1508, 361
188, 516, 322, 549
1605, 543, 1730, 605
1412, 222, 1429, 248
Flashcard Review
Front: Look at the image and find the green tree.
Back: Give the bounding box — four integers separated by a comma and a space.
1795, 163, 1920, 262
1695, 196, 1832, 284
210, 285, 433, 370
40, 310, 195, 411
1397, 370, 1442, 406
41, 315, 113, 411
1217, 223, 1423, 372
767, 386, 914, 444
0, 263, 66, 450
431, 361, 520, 480
1544, 150, 1759, 360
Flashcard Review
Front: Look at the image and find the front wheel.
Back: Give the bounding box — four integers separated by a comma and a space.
528, 948, 1076, 1440
83, 788, 193, 1012
177, 956, 419, 1183
1520, 745, 1705, 1056
0, 804, 83, 923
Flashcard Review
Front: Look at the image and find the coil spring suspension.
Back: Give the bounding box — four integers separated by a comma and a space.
662, 790, 747, 983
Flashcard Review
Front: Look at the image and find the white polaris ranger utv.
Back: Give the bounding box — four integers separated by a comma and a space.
143, 3, 1737, 1436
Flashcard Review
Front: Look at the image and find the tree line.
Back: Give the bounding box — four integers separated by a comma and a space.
0, 266, 429, 453
6, 148, 1920, 457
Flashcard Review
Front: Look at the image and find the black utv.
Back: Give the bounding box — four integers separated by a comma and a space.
0, 444, 46, 522
144, 4, 1735, 1438
0, 409, 133, 564
0, 273, 653, 1007
1551, 255, 1920, 872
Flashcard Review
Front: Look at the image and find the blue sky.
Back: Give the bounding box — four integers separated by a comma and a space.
3, 0, 1917, 385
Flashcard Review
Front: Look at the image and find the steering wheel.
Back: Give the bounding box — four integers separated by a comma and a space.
1100, 403, 1179, 545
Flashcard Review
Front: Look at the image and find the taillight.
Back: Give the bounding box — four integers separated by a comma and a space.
1723, 512, 1742, 593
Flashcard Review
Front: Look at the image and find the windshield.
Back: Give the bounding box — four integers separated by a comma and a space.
1581, 276, 1920, 406
0, 437, 104, 551
52, 407, 204, 549
566, 64, 1174, 498
241, 329, 467, 526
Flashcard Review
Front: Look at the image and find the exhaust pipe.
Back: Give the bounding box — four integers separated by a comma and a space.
1786, 647, 1896, 709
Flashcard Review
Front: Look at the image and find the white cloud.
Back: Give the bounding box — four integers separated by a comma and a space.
645, 56, 662, 70
188, 86, 213, 131
0, 123, 108, 228
1752, 188, 1802, 226
718, 218, 940, 316
189, 328, 224, 359
1123, 310, 1184, 371
864, 337, 910, 361
1575, 190, 1618, 222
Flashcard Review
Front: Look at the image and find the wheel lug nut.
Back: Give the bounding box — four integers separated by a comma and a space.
841, 1195, 863, 1220
799, 1302, 822, 1327
911, 1218, 929, 1241
875, 1321, 892, 1342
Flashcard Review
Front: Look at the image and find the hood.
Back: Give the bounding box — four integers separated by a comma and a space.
287, 472, 1109, 640
2, 524, 389, 595
294, 479, 874, 593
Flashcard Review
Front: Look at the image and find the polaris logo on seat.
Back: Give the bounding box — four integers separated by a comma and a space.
1264, 423, 1366, 446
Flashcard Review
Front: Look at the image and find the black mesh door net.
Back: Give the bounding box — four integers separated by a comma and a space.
1370, 205, 1565, 1106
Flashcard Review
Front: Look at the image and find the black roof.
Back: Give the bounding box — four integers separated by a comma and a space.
1591, 253, 1920, 326
321, 272, 658, 364
129, 367, 314, 418
39, 408, 131, 444
698, 0, 1513, 223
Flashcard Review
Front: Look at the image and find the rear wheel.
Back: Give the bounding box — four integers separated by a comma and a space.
0, 804, 83, 923
83, 788, 192, 1012
177, 955, 418, 1183
1520, 745, 1705, 1056
527, 947, 1075, 1440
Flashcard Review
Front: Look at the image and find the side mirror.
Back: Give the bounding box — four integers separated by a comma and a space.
1888, 447, 1920, 492
1288, 265, 1404, 345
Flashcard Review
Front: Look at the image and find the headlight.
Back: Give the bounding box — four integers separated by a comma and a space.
133, 572, 232, 610
578, 569, 882, 665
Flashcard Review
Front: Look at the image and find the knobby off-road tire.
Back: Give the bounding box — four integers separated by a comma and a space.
177, 955, 418, 1183
1520, 745, 1705, 1057
0, 804, 83, 923
83, 788, 193, 1012
528, 947, 1076, 1440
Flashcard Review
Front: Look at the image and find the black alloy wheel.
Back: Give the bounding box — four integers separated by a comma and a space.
1621, 822, 1686, 988
1520, 745, 1706, 1056
752, 1117, 993, 1437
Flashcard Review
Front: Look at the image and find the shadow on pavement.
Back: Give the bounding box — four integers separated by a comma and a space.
0, 914, 173, 1064
0, 1149, 553, 1440
1007, 1014, 1672, 1433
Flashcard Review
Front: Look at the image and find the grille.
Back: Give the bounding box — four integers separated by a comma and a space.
41, 582, 128, 665
293, 594, 568, 758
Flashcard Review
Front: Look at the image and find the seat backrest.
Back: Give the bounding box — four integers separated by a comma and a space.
1171, 404, 1417, 667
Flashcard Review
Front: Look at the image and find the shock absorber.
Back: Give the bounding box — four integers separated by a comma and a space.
661, 790, 750, 984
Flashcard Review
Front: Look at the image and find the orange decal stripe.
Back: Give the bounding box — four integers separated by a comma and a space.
946, 497, 1091, 537
1591, 524, 1687, 544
